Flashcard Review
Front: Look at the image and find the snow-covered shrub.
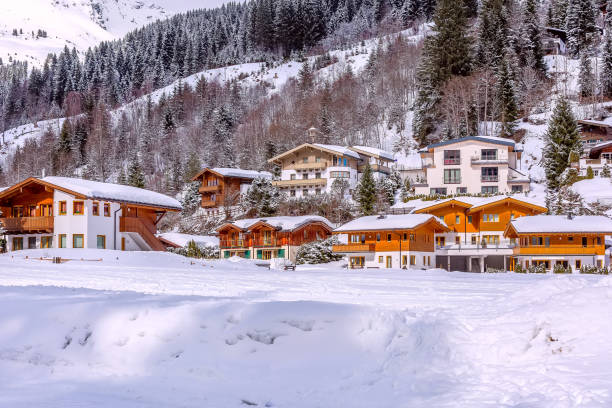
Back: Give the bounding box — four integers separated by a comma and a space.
553, 264, 571, 274
295, 236, 343, 265
580, 265, 610, 275
170, 240, 219, 259
528, 264, 547, 274
514, 264, 526, 273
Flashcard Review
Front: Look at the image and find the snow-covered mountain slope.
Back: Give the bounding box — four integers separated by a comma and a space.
0, 0, 229, 65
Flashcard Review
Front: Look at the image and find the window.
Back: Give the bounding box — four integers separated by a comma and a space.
471, 235, 477, 244
481, 186, 498, 194
582, 237, 587, 247
59, 234, 67, 248
597, 259, 603, 268
575, 260, 581, 269
379, 256, 383, 263
597, 236, 602, 245
104, 203, 111, 217
439, 215, 445, 222
315, 172, 321, 179
290, 190, 296, 197
28, 237, 37, 249
303, 157, 308, 163
73, 201, 84, 215
482, 235, 500, 245
41, 236, 53, 248
376, 233, 381, 241
455, 215, 460, 224
315, 156, 321, 163
482, 214, 499, 222
410, 255, 416, 265
27, 205, 36, 216
481, 167, 498, 182
41, 204, 53, 217
330, 171, 350, 178
403, 233, 407, 241
402, 255, 407, 266
302, 173, 309, 180
430, 188, 447, 195
73, 234, 84, 248
457, 187, 467, 194
467, 215, 473, 224
444, 150, 460, 165
290, 174, 296, 180
343, 158, 348, 166
444, 169, 461, 184
350, 257, 365, 268
387, 233, 391, 242
12, 237, 23, 250
455, 236, 460, 245
12, 206, 24, 218
428, 256, 431, 266
410, 234, 415, 241
511, 185, 523, 193
59, 201, 67, 215
350, 235, 360, 243
303, 189, 309, 196
481, 149, 497, 161
92, 202, 99, 216
97, 235, 106, 249
315, 189, 321, 195
568, 236, 573, 242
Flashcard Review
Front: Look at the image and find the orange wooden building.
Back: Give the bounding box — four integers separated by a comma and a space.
191, 167, 272, 217
332, 214, 449, 269
504, 215, 612, 272
216, 215, 334, 262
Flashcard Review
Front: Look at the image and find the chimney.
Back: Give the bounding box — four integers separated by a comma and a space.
41, 168, 46, 178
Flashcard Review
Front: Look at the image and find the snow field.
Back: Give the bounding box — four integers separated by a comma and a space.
0, 250, 612, 406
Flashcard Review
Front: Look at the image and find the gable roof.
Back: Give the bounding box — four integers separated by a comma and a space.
333, 214, 449, 233
217, 215, 334, 233
505, 215, 612, 235
349, 146, 395, 161
267, 143, 360, 163
588, 140, 612, 158
406, 195, 546, 215
577, 119, 611, 128
421, 136, 516, 152
0, 177, 182, 211
192, 167, 272, 181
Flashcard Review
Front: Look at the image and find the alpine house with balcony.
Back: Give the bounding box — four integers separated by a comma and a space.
267, 143, 394, 198
410, 195, 547, 272
192, 167, 272, 217
572, 140, 612, 177
332, 214, 449, 269
415, 136, 530, 195
0, 177, 181, 252
504, 215, 612, 272
216, 215, 334, 261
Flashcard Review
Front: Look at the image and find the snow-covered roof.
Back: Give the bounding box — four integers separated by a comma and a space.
312, 144, 361, 159
350, 146, 395, 161
157, 232, 219, 248
211, 168, 272, 179
571, 178, 612, 203
228, 215, 334, 232
40, 177, 182, 210
508, 215, 612, 234
334, 214, 448, 232
587, 141, 612, 158
392, 195, 546, 213
577, 119, 611, 128
424, 136, 516, 150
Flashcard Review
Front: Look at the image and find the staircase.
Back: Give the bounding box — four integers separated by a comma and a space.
119, 216, 166, 251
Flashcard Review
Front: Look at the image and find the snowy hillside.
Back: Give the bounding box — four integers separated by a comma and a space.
1, 249, 612, 406
0, 0, 228, 65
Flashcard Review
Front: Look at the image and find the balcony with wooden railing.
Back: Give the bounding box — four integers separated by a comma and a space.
252, 238, 279, 247
199, 184, 221, 193
514, 244, 605, 256
291, 161, 328, 171
272, 178, 327, 188
0, 216, 54, 233
358, 163, 391, 174
220, 239, 248, 249
201, 199, 218, 208
119, 216, 166, 251
332, 243, 376, 253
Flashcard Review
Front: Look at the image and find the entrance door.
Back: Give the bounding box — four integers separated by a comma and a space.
386, 256, 392, 268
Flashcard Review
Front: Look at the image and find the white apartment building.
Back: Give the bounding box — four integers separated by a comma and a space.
268, 143, 395, 198
0, 177, 181, 252
414, 136, 530, 195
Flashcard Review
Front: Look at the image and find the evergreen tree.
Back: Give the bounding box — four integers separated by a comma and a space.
127, 154, 146, 188
181, 181, 202, 215
117, 167, 127, 185
244, 177, 281, 217
58, 120, 72, 153
356, 162, 376, 215
543, 97, 582, 190
496, 58, 518, 138
601, 32, 612, 98
297, 61, 314, 96
602, 163, 611, 177
586, 165, 594, 178
523, 0, 546, 74
579, 52, 595, 98
413, 0, 472, 145
566, 0, 598, 57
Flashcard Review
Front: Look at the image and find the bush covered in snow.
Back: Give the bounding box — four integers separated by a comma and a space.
553, 264, 571, 274
170, 240, 219, 259
295, 236, 343, 265
580, 265, 610, 275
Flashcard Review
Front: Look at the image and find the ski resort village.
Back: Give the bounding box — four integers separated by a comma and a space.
4, 0, 612, 406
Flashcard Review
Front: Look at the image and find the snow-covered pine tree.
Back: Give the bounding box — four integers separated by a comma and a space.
601, 31, 612, 98
378, 177, 396, 206
586, 165, 594, 179
496, 57, 518, 138
298, 61, 314, 97
542, 97, 582, 190
127, 154, 146, 188
579, 52, 595, 98
243, 177, 281, 217
181, 181, 201, 216
565, 0, 598, 57
602, 163, 611, 177
356, 162, 376, 215
523, 0, 546, 74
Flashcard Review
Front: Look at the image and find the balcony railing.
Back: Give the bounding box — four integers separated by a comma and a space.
220, 239, 246, 249
253, 239, 278, 247
443, 178, 461, 184
471, 156, 508, 165
332, 243, 375, 253
443, 159, 460, 165
358, 163, 391, 174
515, 245, 605, 255
200, 199, 217, 208
0, 216, 54, 233
119, 216, 166, 251
199, 185, 221, 193
481, 175, 499, 182
293, 161, 328, 170
272, 178, 327, 188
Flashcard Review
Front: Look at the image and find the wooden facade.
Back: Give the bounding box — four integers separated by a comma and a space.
217, 218, 332, 261
192, 168, 257, 210
578, 120, 612, 146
